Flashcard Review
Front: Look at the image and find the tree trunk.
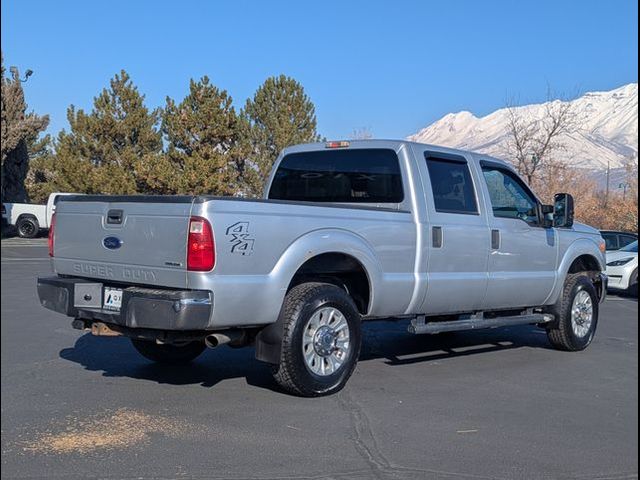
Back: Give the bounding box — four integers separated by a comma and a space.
1, 139, 30, 203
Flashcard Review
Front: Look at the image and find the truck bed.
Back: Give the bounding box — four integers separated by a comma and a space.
52, 195, 416, 326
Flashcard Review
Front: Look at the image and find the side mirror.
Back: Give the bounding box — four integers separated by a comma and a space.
540, 204, 554, 228
553, 193, 574, 228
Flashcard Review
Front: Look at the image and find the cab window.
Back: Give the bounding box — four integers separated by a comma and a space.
482, 166, 539, 224
425, 156, 478, 214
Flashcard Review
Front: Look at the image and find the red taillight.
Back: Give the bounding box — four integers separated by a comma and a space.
48, 213, 56, 257
187, 216, 215, 271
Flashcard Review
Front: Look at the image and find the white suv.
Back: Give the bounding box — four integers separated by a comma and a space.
606, 241, 638, 295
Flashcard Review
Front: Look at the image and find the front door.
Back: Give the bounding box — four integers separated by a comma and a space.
479, 162, 558, 309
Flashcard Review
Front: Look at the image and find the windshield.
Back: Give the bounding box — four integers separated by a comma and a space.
620, 240, 638, 253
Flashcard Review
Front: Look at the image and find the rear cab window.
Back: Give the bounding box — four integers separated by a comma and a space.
268, 149, 403, 203
424, 155, 478, 215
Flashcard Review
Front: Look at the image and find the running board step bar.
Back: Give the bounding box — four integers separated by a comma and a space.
408, 313, 554, 335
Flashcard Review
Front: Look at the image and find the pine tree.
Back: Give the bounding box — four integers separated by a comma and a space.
157, 76, 241, 195
25, 134, 56, 203
52, 70, 162, 194
240, 75, 320, 197
1, 54, 49, 202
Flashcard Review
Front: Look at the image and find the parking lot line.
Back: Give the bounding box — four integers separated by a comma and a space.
1, 258, 50, 262
0, 244, 48, 247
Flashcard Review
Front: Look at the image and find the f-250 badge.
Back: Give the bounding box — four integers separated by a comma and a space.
226, 222, 255, 256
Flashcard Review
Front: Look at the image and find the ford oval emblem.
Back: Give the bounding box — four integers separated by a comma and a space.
103, 236, 123, 250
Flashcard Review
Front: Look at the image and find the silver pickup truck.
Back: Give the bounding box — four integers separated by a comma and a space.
38, 140, 607, 396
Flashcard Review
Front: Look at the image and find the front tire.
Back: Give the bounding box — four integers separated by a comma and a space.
16, 216, 39, 238
271, 283, 362, 397
546, 273, 599, 351
130, 339, 205, 365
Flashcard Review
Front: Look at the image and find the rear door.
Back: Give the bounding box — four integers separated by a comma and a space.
53, 196, 194, 288
479, 162, 558, 309
417, 151, 490, 314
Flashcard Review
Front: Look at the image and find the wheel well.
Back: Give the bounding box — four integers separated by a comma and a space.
568, 254, 601, 274
288, 252, 370, 315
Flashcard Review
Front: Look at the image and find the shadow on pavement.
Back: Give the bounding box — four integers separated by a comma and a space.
360, 318, 551, 365
59, 319, 551, 393
60, 334, 280, 392
610, 291, 638, 301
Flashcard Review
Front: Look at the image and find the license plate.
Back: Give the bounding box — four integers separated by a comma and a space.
103, 287, 123, 311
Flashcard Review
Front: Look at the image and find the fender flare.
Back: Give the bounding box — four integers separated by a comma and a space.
545, 238, 606, 305
255, 228, 382, 364
16, 213, 39, 224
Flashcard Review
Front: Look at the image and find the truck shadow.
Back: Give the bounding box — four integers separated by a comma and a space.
59, 335, 279, 392
360, 319, 550, 365
59, 319, 551, 392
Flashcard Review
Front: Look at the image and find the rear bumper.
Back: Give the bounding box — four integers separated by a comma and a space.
37, 276, 212, 330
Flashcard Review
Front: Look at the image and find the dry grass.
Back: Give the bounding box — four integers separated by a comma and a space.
23, 408, 195, 454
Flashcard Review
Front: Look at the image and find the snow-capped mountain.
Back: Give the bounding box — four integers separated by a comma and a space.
408, 83, 638, 170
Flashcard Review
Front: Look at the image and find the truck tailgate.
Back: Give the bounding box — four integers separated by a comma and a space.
52, 196, 195, 289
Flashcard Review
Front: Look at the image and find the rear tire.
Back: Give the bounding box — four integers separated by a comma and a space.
271, 283, 362, 397
16, 216, 39, 238
546, 273, 599, 351
130, 339, 205, 365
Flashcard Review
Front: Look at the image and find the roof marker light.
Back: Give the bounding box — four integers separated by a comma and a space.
325, 141, 350, 149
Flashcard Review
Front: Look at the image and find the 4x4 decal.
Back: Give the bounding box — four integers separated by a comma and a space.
226, 222, 255, 256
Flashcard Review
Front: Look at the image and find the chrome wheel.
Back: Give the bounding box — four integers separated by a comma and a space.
571, 290, 593, 338
302, 306, 351, 376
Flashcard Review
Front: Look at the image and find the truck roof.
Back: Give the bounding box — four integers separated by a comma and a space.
281, 139, 512, 168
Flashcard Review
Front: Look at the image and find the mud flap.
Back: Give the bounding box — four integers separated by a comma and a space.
254, 319, 283, 364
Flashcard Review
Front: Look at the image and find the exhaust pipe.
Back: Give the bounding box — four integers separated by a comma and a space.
205, 330, 245, 349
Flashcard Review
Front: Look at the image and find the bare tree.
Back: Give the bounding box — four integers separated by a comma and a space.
622, 152, 638, 206
504, 87, 580, 186
350, 127, 373, 140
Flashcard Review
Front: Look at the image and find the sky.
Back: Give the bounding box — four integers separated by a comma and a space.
1, 0, 638, 140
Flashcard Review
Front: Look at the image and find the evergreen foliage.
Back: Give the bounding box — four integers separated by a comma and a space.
152, 76, 242, 195
12, 70, 321, 200
24, 134, 56, 203
51, 70, 162, 194
1, 54, 49, 202
240, 75, 320, 196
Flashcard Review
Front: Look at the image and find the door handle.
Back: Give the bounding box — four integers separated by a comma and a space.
432, 226, 443, 248
491, 229, 500, 250
106, 209, 124, 225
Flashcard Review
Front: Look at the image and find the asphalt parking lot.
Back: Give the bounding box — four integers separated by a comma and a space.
1, 237, 638, 480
